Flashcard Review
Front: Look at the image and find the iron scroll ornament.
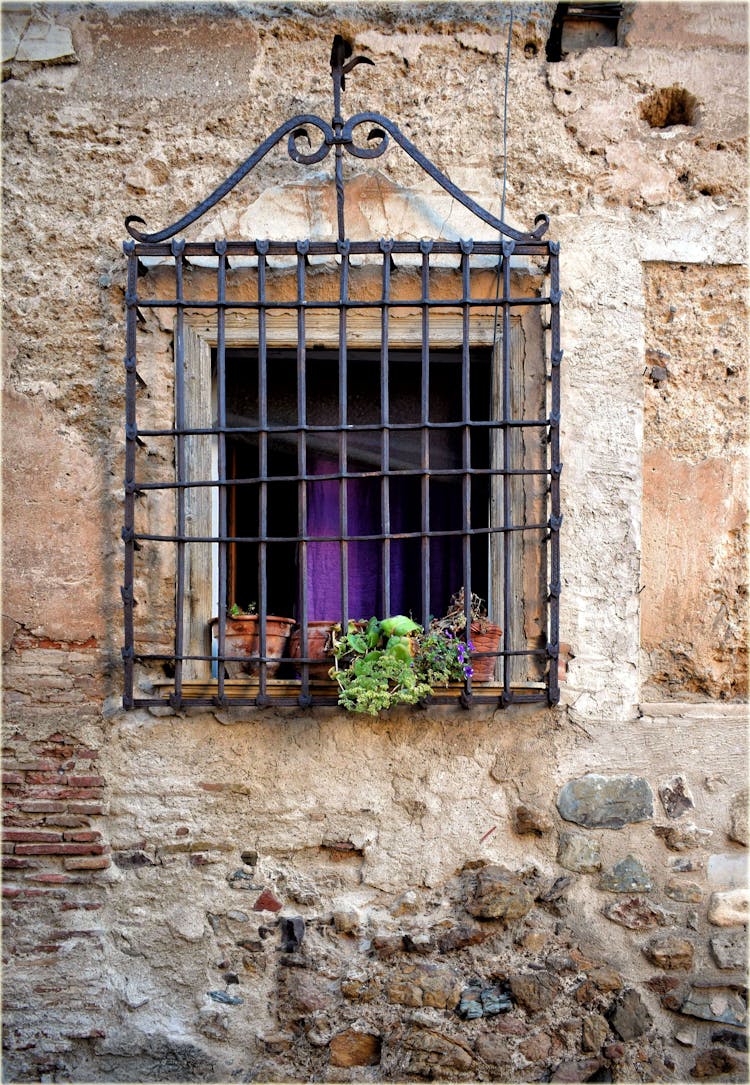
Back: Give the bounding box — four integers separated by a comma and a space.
125, 34, 549, 245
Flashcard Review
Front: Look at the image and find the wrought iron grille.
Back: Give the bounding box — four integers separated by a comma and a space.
122, 35, 562, 711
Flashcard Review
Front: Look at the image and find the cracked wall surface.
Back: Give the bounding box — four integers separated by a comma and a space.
2, 3, 747, 1082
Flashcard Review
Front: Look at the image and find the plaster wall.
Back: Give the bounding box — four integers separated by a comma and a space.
2, 3, 747, 1082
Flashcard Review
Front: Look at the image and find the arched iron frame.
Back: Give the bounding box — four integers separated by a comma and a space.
122, 35, 562, 711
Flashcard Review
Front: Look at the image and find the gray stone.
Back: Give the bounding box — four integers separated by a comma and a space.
643, 934, 694, 971
664, 878, 703, 903
481, 986, 512, 1016
680, 987, 747, 1027
659, 775, 695, 819
598, 855, 653, 893
558, 831, 602, 873
607, 988, 652, 1040
458, 987, 483, 1019
728, 790, 748, 845
709, 931, 747, 970
465, 865, 535, 921
551, 1058, 604, 1082
226, 910, 249, 922
557, 774, 653, 829
208, 990, 244, 1005
711, 1028, 747, 1052
707, 852, 748, 888
708, 888, 749, 927
280, 916, 305, 952
603, 896, 673, 929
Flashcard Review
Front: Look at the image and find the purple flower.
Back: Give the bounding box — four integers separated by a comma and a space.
464, 665, 474, 678
467, 642, 475, 651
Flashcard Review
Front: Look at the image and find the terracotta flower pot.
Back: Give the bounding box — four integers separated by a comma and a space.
209, 615, 295, 677
468, 621, 503, 683
289, 621, 336, 680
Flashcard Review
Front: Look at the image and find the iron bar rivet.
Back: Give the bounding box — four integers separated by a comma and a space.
552, 463, 563, 477
379, 238, 394, 252
296, 240, 310, 254
549, 514, 563, 531
125, 291, 137, 306
459, 239, 474, 254
215, 239, 228, 255
419, 239, 433, 254
123, 240, 136, 255
255, 239, 270, 255
551, 348, 563, 366
549, 241, 560, 255
170, 239, 186, 256
502, 238, 515, 257
549, 410, 561, 425
550, 288, 562, 304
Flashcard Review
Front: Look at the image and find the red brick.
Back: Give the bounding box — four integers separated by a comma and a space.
66, 804, 105, 816
253, 888, 283, 912
57, 789, 103, 800
44, 815, 90, 828
63, 856, 110, 871
62, 831, 101, 843
20, 801, 67, 813
15, 843, 107, 856
26, 873, 74, 885
73, 749, 99, 759
66, 776, 105, 788
2, 887, 21, 898
26, 772, 66, 785
2, 830, 63, 843
61, 902, 104, 911
1, 857, 33, 869
1, 772, 24, 786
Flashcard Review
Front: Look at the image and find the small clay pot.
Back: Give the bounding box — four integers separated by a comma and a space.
210, 615, 295, 677
289, 621, 336, 681
468, 621, 503, 683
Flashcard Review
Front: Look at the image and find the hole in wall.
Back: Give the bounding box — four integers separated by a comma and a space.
640, 85, 699, 129
524, 41, 539, 57
546, 2, 623, 62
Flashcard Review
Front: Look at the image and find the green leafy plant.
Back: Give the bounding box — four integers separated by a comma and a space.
330, 615, 432, 716
228, 602, 257, 618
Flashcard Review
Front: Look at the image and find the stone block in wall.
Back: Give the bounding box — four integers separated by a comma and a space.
15, 19, 76, 64
709, 931, 747, 971
728, 791, 748, 846
643, 934, 695, 971
607, 988, 652, 1041
679, 986, 747, 1028
557, 774, 653, 829
598, 855, 653, 893
557, 831, 602, 873
464, 866, 535, 921
329, 1028, 381, 1068
707, 889, 749, 927
659, 775, 695, 819
707, 852, 748, 889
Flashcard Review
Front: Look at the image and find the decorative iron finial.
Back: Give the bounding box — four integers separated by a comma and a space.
330, 33, 374, 91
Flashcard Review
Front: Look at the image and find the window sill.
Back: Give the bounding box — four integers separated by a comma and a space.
141, 679, 550, 710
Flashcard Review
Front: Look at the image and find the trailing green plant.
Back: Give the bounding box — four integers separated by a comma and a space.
330, 615, 432, 716
228, 602, 257, 618
330, 612, 479, 714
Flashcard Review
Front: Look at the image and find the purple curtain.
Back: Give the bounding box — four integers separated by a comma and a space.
306, 453, 461, 622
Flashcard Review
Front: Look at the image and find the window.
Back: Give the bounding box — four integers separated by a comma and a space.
121, 35, 562, 711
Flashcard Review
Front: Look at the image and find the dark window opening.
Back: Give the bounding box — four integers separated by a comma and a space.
223, 347, 493, 626
546, 3, 623, 62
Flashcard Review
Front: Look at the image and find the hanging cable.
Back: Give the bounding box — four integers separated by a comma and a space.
492, 7, 514, 345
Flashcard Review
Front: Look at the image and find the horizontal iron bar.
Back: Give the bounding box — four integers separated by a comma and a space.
130, 692, 546, 709
136, 418, 552, 437
132, 522, 550, 544
133, 239, 550, 257
132, 296, 551, 310
133, 647, 547, 663
131, 467, 552, 491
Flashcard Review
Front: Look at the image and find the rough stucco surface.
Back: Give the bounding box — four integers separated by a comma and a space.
2, 3, 748, 1082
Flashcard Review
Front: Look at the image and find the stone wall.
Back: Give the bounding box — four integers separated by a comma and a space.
2, 3, 747, 1082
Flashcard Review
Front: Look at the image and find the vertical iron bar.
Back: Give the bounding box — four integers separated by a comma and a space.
548, 241, 562, 705
122, 242, 138, 710
296, 241, 311, 704
460, 241, 473, 700
419, 240, 432, 628
501, 238, 515, 703
256, 240, 269, 702
173, 238, 187, 707
379, 240, 393, 614
216, 241, 228, 704
338, 240, 350, 628
332, 53, 346, 242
